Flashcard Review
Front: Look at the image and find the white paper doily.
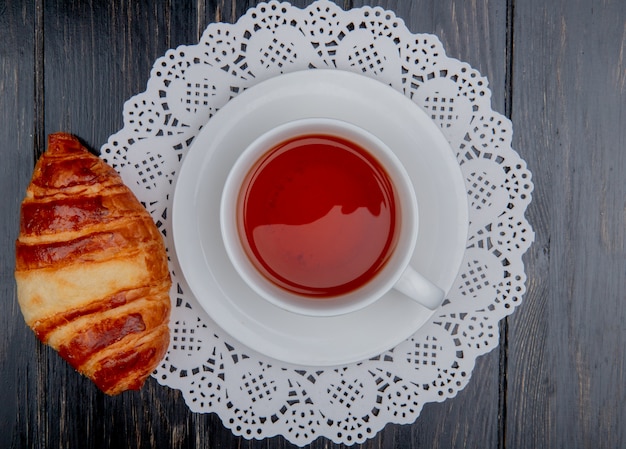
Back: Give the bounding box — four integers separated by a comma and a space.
101, 1, 534, 445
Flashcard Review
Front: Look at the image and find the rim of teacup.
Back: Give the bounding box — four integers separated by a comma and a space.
220, 117, 419, 317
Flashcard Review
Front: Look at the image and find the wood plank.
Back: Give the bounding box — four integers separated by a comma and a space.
41, 0, 199, 148
0, 1, 38, 448
507, 0, 626, 447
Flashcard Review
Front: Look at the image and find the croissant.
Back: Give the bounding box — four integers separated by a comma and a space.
15, 133, 171, 395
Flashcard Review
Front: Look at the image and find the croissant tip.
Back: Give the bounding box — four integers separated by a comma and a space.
46, 133, 85, 155
48, 132, 79, 144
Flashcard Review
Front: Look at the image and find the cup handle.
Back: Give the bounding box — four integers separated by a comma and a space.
393, 266, 445, 310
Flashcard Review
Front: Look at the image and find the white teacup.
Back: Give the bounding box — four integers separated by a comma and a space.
221, 118, 444, 316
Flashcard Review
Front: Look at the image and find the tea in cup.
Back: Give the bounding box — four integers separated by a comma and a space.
221, 118, 444, 316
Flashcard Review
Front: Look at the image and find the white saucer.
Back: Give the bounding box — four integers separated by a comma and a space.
172, 69, 468, 366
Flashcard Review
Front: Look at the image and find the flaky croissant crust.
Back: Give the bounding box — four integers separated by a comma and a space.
15, 133, 171, 395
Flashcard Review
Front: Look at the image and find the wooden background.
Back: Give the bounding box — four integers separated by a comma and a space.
1, 0, 625, 447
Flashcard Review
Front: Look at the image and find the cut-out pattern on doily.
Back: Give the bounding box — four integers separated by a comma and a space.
101, 1, 534, 446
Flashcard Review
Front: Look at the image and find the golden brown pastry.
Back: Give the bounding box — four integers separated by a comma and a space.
15, 133, 171, 395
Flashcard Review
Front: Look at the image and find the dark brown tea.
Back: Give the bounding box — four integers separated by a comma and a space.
237, 134, 399, 298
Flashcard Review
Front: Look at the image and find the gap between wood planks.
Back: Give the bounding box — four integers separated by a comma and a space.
33, 0, 45, 161
498, 0, 516, 448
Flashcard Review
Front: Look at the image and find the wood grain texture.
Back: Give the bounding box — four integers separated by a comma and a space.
2, 0, 510, 448
0, 2, 37, 449
507, 0, 626, 448
5, 0, 625, 448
